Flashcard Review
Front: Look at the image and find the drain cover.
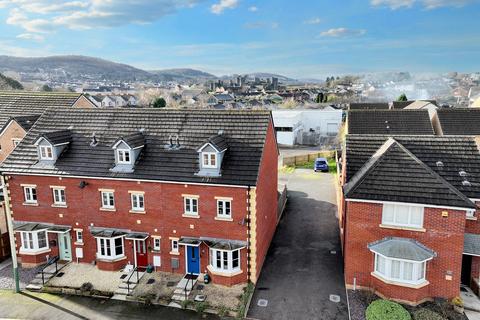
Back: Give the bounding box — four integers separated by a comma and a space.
147, 278, 155, 285
167, 281, 176, 287
120, 274, 127, 279
329, 294, 341, 303
257, 299, 268, 307
56, 272, 65, 278
194, 294, 206, 302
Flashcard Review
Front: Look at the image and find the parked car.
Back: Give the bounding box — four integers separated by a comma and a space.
314, 157, 329, 172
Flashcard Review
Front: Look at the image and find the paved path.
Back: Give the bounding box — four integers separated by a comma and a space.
247, 169, 348, 320
0, 289, 220, 320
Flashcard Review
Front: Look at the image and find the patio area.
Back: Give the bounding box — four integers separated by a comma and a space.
131, 271, 183, 303
46, 263, 123, 294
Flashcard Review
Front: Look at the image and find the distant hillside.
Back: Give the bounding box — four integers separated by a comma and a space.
0, 55, 153, 81
150, 68, 217, 81
0, 73, 23, 90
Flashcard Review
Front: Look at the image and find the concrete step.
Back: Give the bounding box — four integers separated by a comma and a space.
30, 278, 46, 285
176, 278, 197, 291
114, 287, 134, 296
121, 271, 145, 284
26, 284, 42, 291
173, 288, 191, 295
43, 263, 67, 274
111, 294, 128, 301
172, 294, 188, 301
168, 301, 182, 309
118, 283, 137, 290
34, 273, 54, 281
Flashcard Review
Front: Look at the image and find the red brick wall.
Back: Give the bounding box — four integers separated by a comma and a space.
8, 174, 250, 284
344, 201, 466, 304
253, 121, 279, 282
465, 201, 480, 233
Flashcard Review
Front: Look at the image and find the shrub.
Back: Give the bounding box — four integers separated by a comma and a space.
195, 301, 209, 313
412, 308, 446, 320
80, 282, 93, 292
451, 297, 463, 307
366, 299, 411, 320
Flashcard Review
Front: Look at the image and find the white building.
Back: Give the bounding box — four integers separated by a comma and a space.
272, 109, 343, 146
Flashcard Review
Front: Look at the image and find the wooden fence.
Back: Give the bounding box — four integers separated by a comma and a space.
282, 150, 335, 167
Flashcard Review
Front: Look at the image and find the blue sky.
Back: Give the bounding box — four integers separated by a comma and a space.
0, 0, 478, 78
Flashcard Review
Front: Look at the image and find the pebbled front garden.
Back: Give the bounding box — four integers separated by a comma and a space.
349, 289, 468, 320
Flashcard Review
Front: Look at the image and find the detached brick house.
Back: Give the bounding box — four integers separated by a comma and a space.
340, 135, 480, 305
0, 108, 278, 286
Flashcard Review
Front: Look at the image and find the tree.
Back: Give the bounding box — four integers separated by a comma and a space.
41, 84, 53, 92
316, 93, 324, 103
397, 93, 408, 102
152, 97, 167, 108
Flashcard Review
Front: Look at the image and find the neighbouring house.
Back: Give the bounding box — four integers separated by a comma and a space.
0, 91, 95, 261
349, 102, 390, 110
436, 108, 480, 136
0, 109, 279, 287
340, 135, 480, 305
392, 100, 438, 110
471, 95, 480, 108
208, 93, 234, 105
272, 109, 343, 146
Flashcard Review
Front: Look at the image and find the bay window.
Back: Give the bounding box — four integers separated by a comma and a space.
209, 248, 241, 273
20, 230, 48, 252
382, 203, 424, 229
96, 236, 124, 260
374, 253, 426, 285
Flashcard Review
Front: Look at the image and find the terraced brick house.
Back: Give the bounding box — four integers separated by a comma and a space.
0, 91, 95, 261
0, 108, 278, 287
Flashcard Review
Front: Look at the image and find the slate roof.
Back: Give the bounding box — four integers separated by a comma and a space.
391, 100, 438, 109
0, 108, 273, 187
345, 135, 480, 201
113, 132, 145, 149
0, 115, 40, 134
464, 233, 480, 256
344, 138, 476, 208
36, 130, 72, 146
437, 108, 480, 136
349, 103, 390, 110
0, 91, 86, 132
348, 110, 434, 135
206, 134, 228, 152
368, 237, 436, 261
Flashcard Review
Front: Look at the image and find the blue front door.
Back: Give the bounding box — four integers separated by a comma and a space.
187, 246, 200, 274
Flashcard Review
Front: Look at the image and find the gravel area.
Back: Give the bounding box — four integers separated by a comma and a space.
132, 272, 183, 302
0, 259, 44, 289
46, 263, 123, 293
192, 282, 246, 310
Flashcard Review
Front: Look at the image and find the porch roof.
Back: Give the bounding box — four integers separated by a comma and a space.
464, 233, 480, 256
90, 226, 129, 238
368, 237, 436, 262
14, 221, 70, 232
201, 237, 247, 250
125, 232, 149, 240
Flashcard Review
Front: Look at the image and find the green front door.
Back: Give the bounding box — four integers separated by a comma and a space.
58, 233, 72, 261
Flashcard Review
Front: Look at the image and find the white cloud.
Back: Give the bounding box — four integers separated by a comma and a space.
16, 33, 45, 41
211, 0, 238, 14
371, 0, 474, 9
244, 21, 278, 29
304, 17, 322, 25
319, 28, 366, 37
248, 6, 257, 12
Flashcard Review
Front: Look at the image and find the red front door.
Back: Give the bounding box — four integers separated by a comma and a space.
136, 240, 148, 269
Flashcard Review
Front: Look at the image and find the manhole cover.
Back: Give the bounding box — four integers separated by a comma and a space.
120, 274, 127, 279
194, 294, 206, 302
56, 272, 65, 278
147, 279, 155, 285
329, 294, 341, 303
167, 281, 176, 287
196, 284, 204, 290
257, 299, 268, 307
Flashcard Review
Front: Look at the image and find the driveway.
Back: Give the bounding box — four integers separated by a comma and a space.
247, 169, 348, 320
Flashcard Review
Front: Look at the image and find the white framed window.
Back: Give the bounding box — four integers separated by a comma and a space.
374, 253, 427, 285
382, 203, 424, 229
184, 197, 198, 216
96, 236, 124, 260
52, 188, 66, 205
101, 191, 115, 209
117, 149, 131, 164
23, 186, 37, 204
467, 209, 476, 218
76, 230, 83, 243
202, 152, 217, 168
20, 230, 48, 252
171, 239, 179, 253
217, 199, 232, 219
153, 237, 161, 251
39, 145, 54, 160
209, 248, 241, 273
131, 193, 145, 211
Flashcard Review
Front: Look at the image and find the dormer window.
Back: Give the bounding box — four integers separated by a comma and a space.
117, 149, 131, 164
39, 145, 53, 160
203, 152, 217, 168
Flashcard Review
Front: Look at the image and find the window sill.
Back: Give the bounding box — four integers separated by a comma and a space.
129, 210, 146, 214
207, 265, 243, 277
52, 204, 68, 208
169, 251, 180, 256
379, 224, 426, 232
151, 249, 161, 253
182, 214, 200, 219
96, 255, 126, 263
19, 248, 51, 256
100, 207, 116, 212
23, 202, 39, 207
467, 216, 478, 221
371, 272, 429, 289
74, 242, 84, 246
215, 217, 233, 222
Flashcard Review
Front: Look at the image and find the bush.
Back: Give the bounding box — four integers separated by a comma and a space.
195, 301, 209, 313
412, 308, 446, 320
366, 299, 411, 320
80, 282, 93, 292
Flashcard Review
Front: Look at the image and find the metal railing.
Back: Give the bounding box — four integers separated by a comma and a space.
126, 267, 139, 295
41, 256, 59, 285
